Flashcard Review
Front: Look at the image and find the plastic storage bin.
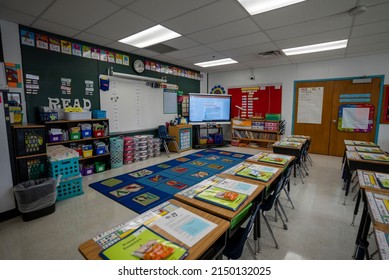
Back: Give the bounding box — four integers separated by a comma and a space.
93, 130, 104, 138
17, 155, 48, 182
14, 127, 46, 157
48, 157, 79, 179
110, 136, 124, 168
13, 178, 58, 221
81, 129, 92, 138
64, 111, 92, 120
56, 175, 83, 201
40, 112, 58, 122
94, 162, 106, 173
70, 132, 81, 140
92, 110, 106, 119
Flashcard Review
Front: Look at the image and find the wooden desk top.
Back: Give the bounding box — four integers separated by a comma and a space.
365, 190, 389, 231
78, 199, 229, 260
345, 145, 384, 153
245, 152, 295, 169
344, 140, 379, 147
346, 151, 389, 165
174, 179, 266, 221
357, 170, 389, 195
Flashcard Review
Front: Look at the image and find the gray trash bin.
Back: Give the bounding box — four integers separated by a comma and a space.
14, 177, 58, 222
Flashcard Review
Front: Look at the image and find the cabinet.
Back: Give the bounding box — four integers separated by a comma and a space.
12, 123, 47, 183
231, 118, 285, 150
44, 118, 110, 173
168, 124, 192, 152
193, 125, 224, 149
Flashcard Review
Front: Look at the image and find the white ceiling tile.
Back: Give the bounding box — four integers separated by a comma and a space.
187, 18, 260, 44
131, 48, 160, 58
0, 6, 35, 26
108, 0, 135, 7
74, 32, 113, 46
275, 28, 350, 49
207, 32, 270, 51
150, 54, 180, 63
346, 41, 389, 55
0, 0, 54, 17
41, 0, 120, 30
165, 45, 214, 59
221, 42, 279, 57
253, 0, 357, 30
162, 37, 200, 49
105, 41, 137, 52
351, 20, 389, 37
183, 53, 227, 64
163, 0, 248, 35
348, 32, 389, 47
354, 2, 389, 25
267, 14, 352, 41
127, 0, 217, 23
359, 0, 389, 6
32, 19, 80, 37
242, 57, 292, 68
85, 9, 155, 41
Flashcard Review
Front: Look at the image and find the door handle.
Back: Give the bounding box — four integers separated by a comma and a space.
332, 120, 337, 123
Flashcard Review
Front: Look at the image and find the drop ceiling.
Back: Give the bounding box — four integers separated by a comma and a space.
1, 0, 389, 73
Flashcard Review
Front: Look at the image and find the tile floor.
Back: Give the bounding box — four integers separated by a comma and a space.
0, 146, 374, 260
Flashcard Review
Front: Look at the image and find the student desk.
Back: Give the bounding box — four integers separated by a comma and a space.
342, 151, 389, 204
342, 140, 380, 167
78, 199, 230, 260
272, 141, 303, 179
174, 175, 266, 254
353, 189, 389, 259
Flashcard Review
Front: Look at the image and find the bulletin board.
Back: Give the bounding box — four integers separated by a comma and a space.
337, 104, 374, 132
228, 85, 282, 118
381, 85, 389, 124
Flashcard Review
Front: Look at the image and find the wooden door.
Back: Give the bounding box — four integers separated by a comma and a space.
293, 81, 334, 155
328, 78, 382, 156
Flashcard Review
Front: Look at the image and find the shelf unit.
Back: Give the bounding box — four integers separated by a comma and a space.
44, 118, 110, 173
168, 124, 192, 152
231, 118, 285, 150
193, 125, 224, 149
12, 123, 48, 183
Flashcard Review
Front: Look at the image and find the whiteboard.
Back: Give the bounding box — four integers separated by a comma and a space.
100, 75, 176, 134
297, 87, 324, 124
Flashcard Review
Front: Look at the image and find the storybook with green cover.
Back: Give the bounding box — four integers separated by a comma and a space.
194, 185, 248, 211
99, 225, 188, 260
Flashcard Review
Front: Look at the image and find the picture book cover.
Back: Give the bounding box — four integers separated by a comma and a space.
194, 185, 248, 211
353, 141, 376, 146
259, 154, 292, 165
275, 141, 301, 148
376, 173, 389, 189
235, 164, 279, 182
99, 225, 188, 260
358, 152, 389, 162
355, 146, 382, 153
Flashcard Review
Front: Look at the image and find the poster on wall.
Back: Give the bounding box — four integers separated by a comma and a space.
338, 104, 374, 132
5, 63, 22, 88
297, 87, 324, 124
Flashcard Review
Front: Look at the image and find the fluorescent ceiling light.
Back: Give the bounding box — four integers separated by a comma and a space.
282, 39, 348, 56
238, 0, 306, 15
119, 25, 181, 48
194, 58, 238, 68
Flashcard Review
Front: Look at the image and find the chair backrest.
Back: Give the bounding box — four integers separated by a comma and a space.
282, 163, 293, 182
223, 203, 260, 259
261, 177, 285, 212
158, 125, 168, 138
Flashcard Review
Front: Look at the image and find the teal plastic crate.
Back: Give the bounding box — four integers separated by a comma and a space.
56, 175, 83, 201
265, 114, 281, 121
49, 157, 79, 179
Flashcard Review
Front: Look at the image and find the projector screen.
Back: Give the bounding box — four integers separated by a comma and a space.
189, 93, 231, 124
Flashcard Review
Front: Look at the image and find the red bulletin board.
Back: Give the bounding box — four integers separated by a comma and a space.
228, 85, 282, 118
381, 85, 389, 124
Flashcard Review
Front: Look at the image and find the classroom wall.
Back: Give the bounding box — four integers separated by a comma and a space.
208, 53, 389, 152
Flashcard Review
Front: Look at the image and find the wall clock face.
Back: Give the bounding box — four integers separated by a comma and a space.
133, 59, 145, 74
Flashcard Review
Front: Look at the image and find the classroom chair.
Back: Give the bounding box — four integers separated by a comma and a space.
222, 203, 260, 260
158, 125, 180, 157
280, 163, 295, 211
260, 177, 287, 249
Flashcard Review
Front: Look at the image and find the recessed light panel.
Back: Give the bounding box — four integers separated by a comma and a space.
119, 25, 181, 48
282, 39, 348, 56
194, 58, 238, 68
238, 0, 306, 15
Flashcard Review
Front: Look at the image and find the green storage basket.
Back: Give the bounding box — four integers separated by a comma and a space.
110, 136, 124, 168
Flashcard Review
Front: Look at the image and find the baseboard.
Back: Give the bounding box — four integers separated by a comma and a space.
0, 208, 20, 222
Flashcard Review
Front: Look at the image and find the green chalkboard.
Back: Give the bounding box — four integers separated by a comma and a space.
20, 26, 200, 124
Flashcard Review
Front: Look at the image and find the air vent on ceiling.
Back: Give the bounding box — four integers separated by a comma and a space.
257, 50, 283, 58
144, 43, 177, 54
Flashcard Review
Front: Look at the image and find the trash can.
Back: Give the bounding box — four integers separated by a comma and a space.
13, 177, 58, 222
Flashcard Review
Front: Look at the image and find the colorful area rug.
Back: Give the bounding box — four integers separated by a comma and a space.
89, 149, 251, 214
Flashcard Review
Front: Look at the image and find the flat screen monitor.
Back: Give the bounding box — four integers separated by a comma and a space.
189, 93, 231, 124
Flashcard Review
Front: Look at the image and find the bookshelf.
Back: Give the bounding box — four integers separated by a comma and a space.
231, 118, 285, 150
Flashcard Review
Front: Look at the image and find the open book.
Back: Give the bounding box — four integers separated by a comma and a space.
235, 164, 279, 182
99, 225, 188, 260
195, 185, 248, 211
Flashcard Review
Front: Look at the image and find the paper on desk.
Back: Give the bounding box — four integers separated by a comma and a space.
153, 207, 217, 247
216, 178, 257, 195
375, 229, 389, 260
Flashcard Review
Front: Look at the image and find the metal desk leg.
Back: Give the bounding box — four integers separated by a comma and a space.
353, 191, 369, 259
351, 189, 361, 225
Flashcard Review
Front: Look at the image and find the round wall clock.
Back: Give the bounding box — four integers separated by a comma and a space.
133, 59, 145, 74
